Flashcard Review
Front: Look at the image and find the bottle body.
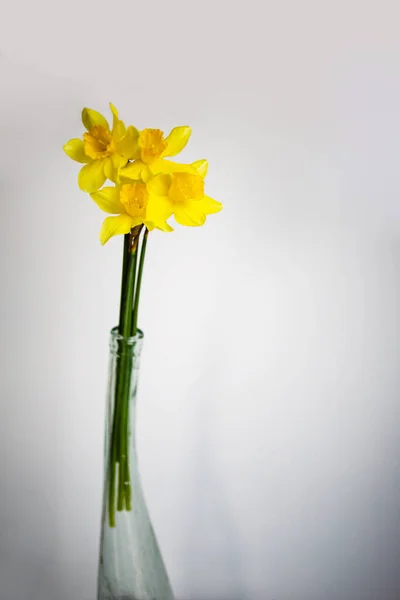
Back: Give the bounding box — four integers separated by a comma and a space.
98, 328, 174, 600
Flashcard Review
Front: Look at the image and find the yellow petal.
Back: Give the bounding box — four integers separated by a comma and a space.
142, 166, 155, 182
112, 153, 125, 170
103, 157, 113, 180
162, 126, 191, 157
174, 202, 206, 227
119, 161, 144, 181
147, 174, 172, 196
196, 195, 223, 214
104, 155, 125, 182
113, 121, 126, 140
145, 219, 174, 233
110, 103, 126, 140
110, 103, 118, 118
116, 125, 140, 160
82, 108, 109, 131
90, 187, 124, 214
191, 159, 208, 178
155, 221, 174, 232
146, 194, 174, 222
100, 214, 133, 245
63, 138, 90, 163
78, 160, 106, 192
149, 159, 197, 176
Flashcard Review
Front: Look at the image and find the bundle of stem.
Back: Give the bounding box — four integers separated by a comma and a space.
108, 226, 149, 527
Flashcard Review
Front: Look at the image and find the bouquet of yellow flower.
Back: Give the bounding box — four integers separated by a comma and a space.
64, 104, 222, 600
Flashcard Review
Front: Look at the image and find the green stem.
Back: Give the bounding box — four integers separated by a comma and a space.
117, 233, 139, 511
120, 234, 138, 338
131, 228, 149, 336
117, 365, 131, 511
118, 234, 131, 334
110, 233, 130, 506
108, 229, 141, 525
108, 234, 130, 526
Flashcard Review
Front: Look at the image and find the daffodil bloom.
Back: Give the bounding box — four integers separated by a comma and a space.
146, 161, 223, 227
118, 126, 193, 182
90, 182, 173, 245
63, 104, 137, 193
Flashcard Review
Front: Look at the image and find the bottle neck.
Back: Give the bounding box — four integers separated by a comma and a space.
109, 326, 144, 360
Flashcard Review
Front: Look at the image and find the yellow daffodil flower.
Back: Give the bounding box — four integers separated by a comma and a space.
118, 125, 193, 182
90, 182, 173, 245
63, 104, 137, 193
146, 160, 223, 227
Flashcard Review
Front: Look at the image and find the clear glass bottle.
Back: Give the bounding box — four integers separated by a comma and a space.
98, 328, 175, 600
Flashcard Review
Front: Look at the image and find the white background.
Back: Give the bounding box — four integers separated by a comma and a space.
1, 1, 400, 599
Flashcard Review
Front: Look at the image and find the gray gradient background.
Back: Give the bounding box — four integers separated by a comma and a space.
1, 1, 400, 599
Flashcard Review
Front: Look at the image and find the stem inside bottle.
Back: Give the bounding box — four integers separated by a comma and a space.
108, 227, 149, 527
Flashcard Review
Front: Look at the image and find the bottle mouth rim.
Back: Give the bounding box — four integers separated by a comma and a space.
110, 326, 144, 344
